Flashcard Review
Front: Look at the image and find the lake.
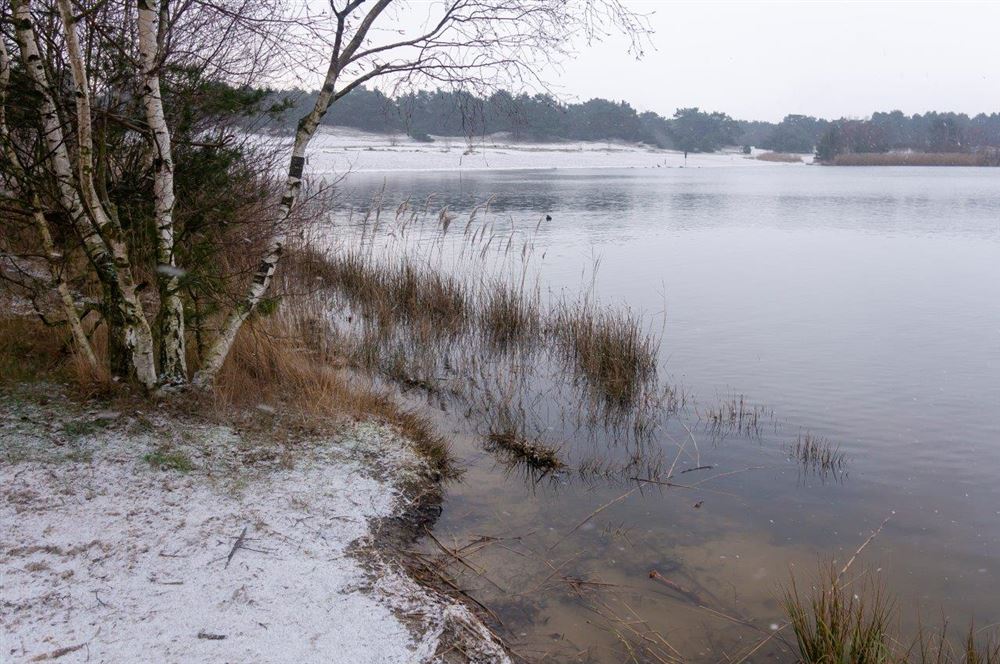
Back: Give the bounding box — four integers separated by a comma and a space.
328, 164, 1000, 662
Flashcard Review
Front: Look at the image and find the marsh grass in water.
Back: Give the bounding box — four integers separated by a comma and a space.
479, 278, 542, 351
699, 393, 776, 439
785, 564, 1000, 664
292, 197, 673, 480
791, 432, 846, 475
553, 300, 659, 408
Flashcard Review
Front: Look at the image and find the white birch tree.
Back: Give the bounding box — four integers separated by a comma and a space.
12, 0, 159, 390
137, 0, 187, 384
193, 0, 647, 384
0, 37, 98, 370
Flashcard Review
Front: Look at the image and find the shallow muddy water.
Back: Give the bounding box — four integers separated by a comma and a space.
328, 165, 1000, 662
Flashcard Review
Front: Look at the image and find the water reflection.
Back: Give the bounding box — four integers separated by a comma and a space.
327, 166, 1000, 662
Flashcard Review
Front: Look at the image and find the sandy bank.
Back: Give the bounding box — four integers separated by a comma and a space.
0, 387, 508, 663
255, 127, 810, 173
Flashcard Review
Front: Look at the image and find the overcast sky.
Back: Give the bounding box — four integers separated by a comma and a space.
554, 1, 1000, 122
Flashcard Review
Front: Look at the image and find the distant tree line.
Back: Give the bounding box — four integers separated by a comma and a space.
814, 112, 1000, 161
265, 87, 1000, 157
267, 88, 743, 152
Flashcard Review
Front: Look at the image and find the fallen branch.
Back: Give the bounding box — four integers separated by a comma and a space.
225, 525, 248, 569
647, 569, 703, 605
29, 643, 85, 661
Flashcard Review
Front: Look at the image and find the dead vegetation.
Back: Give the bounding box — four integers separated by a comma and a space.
484, 409, 564, 473
790, 431, 846, 476
756, 152, 804, 163
785, 564, 1000, 664
698, 393, 775, 439
829, 151, 1000, 167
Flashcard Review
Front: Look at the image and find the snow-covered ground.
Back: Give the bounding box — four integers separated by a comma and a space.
262, 127, 811, 174
0, 389, 508, 663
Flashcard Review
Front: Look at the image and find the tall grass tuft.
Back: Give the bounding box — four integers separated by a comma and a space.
784, 565, 896, 664
479, 278, 541, 350
785, 564, 1000, 664
791, 432, 846, 474
553, 302, 658, 406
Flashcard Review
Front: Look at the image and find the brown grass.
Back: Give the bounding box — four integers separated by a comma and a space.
0, 286, 453, 477
478, 278, 541, 350
756, 152, 804, 163
212, 302, 454, 476
484, 420, 564, 473
785, 565, 1000, 664
830, 152, 1000, 167
791, 432, 846, 474
552, 302, 658, 406
0, 316, 113, 396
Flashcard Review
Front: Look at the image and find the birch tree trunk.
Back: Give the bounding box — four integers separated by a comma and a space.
15, 0, 158, 390
192, 60, 344, 385
137, 0, 187, 384
0, 38, 98, 370
30, 203, 101, 370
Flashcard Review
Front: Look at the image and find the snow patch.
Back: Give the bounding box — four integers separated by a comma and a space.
0, 396, 508, 663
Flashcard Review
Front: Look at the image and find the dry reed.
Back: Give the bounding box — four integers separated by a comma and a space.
785, 564, 1000, 664
756, 152, 804, 163
552, 301, 658, 406
830, 152, 1000, 167
791, 432, 845, 474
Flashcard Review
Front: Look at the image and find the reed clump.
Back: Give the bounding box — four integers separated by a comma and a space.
791, 432, 845, 473
478, 279, 541, 350
830, 151, 1000, 167
756, 152, 804, 163
785, 565, 1000, 664
785, 565, 896, 664
311, 249, 466, 336
553, 302, 658, 406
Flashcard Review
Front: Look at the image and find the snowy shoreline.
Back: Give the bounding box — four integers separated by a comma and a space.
257, 127, 812, 174
0, 387, 507, 663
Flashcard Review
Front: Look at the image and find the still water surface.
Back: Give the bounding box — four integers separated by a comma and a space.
334, 166, 1000, 661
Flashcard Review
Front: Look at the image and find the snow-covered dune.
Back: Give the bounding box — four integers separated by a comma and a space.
269, 127, 811, 174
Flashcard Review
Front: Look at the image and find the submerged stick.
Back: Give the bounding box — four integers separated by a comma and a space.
647, 569, 702, 605
839, 512, 893, 579
547, 485, 642, 552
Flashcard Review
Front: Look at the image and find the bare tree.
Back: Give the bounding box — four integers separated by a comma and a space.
1, 0, 646, 390
137, 0, 186, 384
12, 0, 158, 389
193, 0, 648, 384
0, 36, 98, 369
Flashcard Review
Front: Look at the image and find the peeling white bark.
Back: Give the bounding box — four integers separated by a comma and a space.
193, 61, 343, 385
137, 0, 187, 384
14, 0, 158, 390
31, 204, 101, 371
0, 38, 98, 370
